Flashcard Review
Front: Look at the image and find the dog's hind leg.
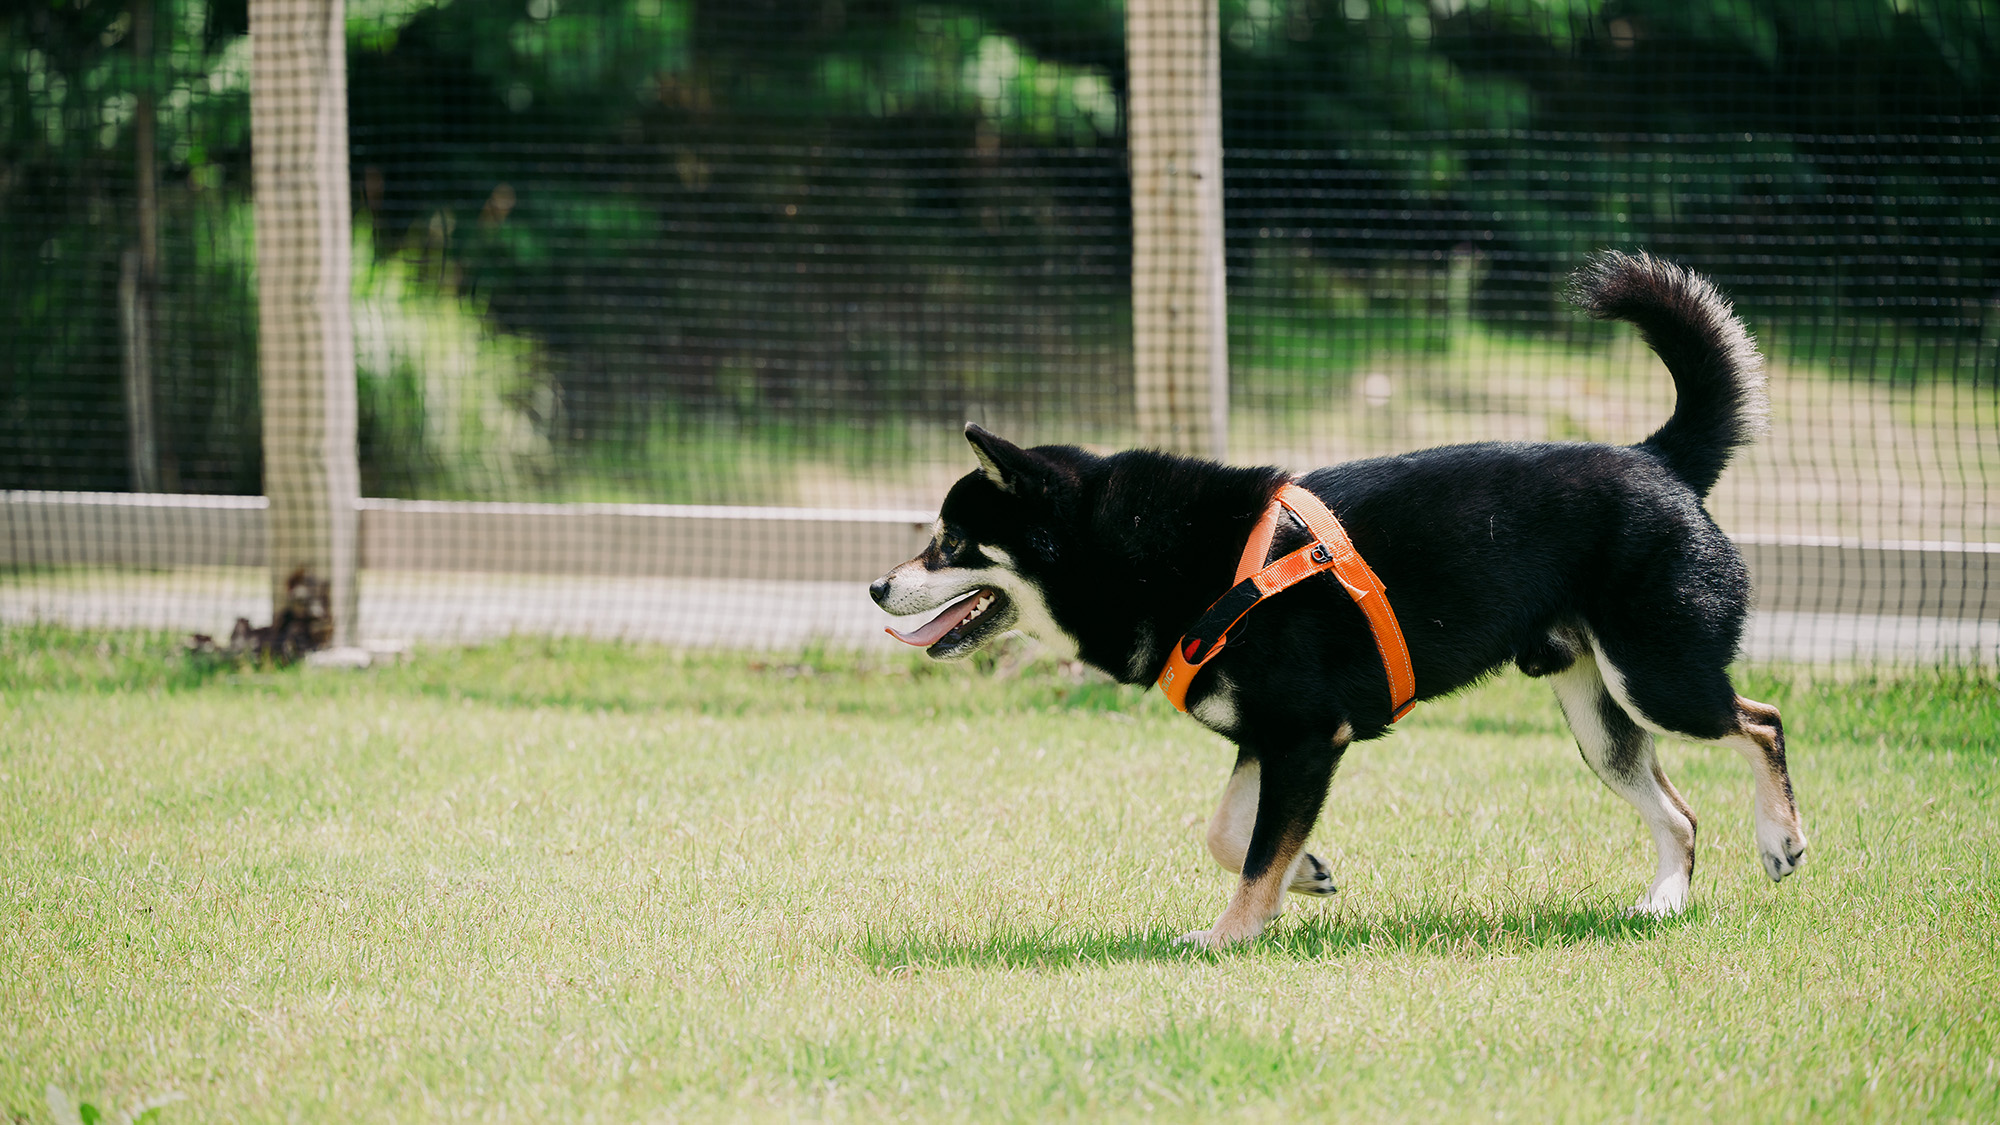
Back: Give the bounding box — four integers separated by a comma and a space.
1204, 754, 1339, 897
1718, 696, 1807, 881
1584, 636, 1808, 885
1183, 728, 1351, 948
1549, 659, 1698, 917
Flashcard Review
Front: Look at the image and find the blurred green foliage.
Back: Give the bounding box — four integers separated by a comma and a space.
2, 0, 1994, 496
2, 0, 256, 493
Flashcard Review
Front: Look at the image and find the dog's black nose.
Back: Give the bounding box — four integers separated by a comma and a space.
868, 576, 891, 605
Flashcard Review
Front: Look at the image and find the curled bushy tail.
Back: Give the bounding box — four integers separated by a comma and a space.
1570, 250, 1768, 498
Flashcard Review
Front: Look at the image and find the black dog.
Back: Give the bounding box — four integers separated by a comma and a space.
872, 251, 1806, 947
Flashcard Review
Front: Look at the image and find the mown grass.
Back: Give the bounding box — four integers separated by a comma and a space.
2, 627, 1995, 1122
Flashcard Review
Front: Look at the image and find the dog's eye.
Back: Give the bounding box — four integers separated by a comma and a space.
940, 532, 965, 556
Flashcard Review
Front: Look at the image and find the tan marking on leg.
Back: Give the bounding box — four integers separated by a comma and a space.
1193, 830, 1308, 948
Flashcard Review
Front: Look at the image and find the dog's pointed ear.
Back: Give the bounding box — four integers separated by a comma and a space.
965, 423, 1040, 494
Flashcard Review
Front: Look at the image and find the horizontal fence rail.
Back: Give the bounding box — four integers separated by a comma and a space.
6, 491, 1992, 662
1, 492, 934, 581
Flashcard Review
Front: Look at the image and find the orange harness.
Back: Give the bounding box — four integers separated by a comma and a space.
1156, 483, 1417, 721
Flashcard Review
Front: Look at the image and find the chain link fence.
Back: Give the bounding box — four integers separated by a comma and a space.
3, 0, 1995, 661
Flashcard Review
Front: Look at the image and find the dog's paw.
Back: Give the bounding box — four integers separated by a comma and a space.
1175, 914, 1268, 950
1754, 810, 1807, 882
1759, 834, 1807, 882
1287, 851, 1338, 897
1627, 875, 1691, 919
1175, 927, 1256, 951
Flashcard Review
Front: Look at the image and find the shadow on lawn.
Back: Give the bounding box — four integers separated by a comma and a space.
858, 898, 1685, 971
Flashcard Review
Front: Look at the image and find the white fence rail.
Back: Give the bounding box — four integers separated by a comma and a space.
4, 491, 1995, 661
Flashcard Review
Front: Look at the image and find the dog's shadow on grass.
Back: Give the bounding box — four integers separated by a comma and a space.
858, 900, 1689, 972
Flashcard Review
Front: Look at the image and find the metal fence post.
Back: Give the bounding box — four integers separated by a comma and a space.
250, 0, 359, 645
1127, 0, 1228, 461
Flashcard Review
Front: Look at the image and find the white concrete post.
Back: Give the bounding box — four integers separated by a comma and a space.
250, 0, 359, 644
1127, 0, 1228, 460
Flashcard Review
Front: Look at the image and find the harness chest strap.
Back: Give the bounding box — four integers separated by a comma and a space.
1156, 483, 1417, 721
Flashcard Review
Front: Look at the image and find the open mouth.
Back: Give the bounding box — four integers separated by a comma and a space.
884, 587, 1014, 658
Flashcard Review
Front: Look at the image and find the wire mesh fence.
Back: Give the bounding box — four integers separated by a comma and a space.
3, 0, 1995, 662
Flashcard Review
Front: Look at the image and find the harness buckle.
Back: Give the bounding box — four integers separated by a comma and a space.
1310, 542, 1332, 565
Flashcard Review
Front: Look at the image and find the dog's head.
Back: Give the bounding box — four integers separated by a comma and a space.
869, 424, 1086, 661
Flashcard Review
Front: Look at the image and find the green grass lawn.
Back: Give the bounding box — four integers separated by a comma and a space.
2, 628, 1995, 1122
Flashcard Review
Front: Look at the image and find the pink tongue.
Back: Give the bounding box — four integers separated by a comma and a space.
885, 589, 987, 647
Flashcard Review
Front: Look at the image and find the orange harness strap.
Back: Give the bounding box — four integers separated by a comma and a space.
1156, 484, 1417, 721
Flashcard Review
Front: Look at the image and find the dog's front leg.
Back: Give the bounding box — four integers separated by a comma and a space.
1205, 754, 1339, 897
1183, 728, 1349, 949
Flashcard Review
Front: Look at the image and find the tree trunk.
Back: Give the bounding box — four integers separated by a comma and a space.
123, 0, 160, 493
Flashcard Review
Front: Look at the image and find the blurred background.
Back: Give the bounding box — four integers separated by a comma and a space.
2, 0, 1995, 661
